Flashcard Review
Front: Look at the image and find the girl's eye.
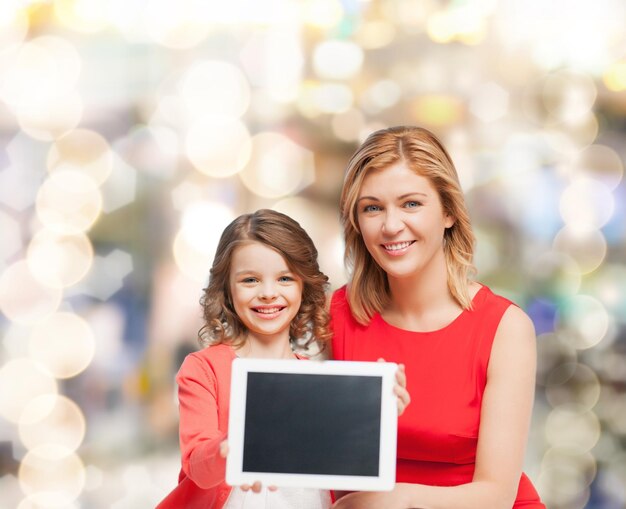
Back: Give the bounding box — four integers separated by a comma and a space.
278, 276, 294, 283
362, 204, 381, 213
241, 277, 258, 284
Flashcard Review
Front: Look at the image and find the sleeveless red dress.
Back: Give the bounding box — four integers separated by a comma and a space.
330, 285, 545, 507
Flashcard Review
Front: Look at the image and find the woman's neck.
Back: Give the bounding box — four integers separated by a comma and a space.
384, 255, 460, 330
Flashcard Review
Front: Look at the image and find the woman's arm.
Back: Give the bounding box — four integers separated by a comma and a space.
333, 305, 537, 509
177, 354, 228, 489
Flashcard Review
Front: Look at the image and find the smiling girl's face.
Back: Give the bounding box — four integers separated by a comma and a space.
228, 241, 303, 345
356, 162, 455, 281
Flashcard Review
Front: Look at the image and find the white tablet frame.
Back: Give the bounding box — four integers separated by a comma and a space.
226, 358, 398, 491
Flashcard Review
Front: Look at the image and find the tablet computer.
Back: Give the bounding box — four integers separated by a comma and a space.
226, 358, 398, 491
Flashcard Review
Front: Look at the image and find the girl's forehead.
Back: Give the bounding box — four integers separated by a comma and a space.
231, 241, 290, 269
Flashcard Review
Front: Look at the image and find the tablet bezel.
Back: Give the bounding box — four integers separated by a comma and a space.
226, 358, 398, 491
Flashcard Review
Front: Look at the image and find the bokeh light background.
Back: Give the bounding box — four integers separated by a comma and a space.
0, 0, 625, 507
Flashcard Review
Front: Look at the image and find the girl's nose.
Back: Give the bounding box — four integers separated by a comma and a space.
258, 283, 278, 300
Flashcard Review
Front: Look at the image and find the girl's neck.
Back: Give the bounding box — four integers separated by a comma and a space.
235, 333, 296, 360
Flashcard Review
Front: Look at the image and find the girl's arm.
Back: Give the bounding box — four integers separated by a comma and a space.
177, 354, 227, 489
333, 305, 538, 509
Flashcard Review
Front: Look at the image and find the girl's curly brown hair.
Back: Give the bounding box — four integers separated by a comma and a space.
199, 209, 331, 351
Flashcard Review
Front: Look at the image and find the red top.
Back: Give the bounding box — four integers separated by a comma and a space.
157, 344, 235, 509
330, 285, 545, 507
157, 344, 313, 509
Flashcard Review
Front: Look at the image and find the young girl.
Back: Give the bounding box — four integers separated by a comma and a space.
157, 209, 334, 509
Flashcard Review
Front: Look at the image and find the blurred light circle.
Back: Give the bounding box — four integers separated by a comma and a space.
469, 82, 509, 122
27, 230, 93, 289
301, 0, 343, 28
239, 133, 313, 198
181, 202, 234, 254
553, 227, 606, 275
174, 202, 235, 282
0, 209, 22, 263
555, 294, 610, 350
19, 395, 86, 452
185, 116, 251, 178
18, 496, 80, 509
2, 36, 81, 110
354, 21, 396, 49
179, 60, 250, 119
36, 170, 102, 234
362, 80, 402, 113
545, 362, 601, 410
545, 404, 601, 453
54, 0, 109, 33
313, 40, 363, 80
19, 445, 85, 505
29, 312, 95, 378
527, 251, 581, 298
574, 144, 623, 190
541, 448, 597, 487
603, 59, 626, 91
313, 83, 353, 114
17, 91, 83, 142
0, 358, 58, 423
559, 177, 614, 232
0, 260, 62, 324
144, 0, 211, 49
537, 464, 590, 508
426, 11, 455, 43
0, 4, 29, 49
586, 264, 626, 316
47, 129, 113, 185
536, 333, 578, 386
331, 108, 366, 142
411, 95, 463, 127
173, 230, 213, 283
542, 71, 597, 124
602, 391, 626, 435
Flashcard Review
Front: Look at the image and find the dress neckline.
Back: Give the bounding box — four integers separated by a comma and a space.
374, 284, 486, 335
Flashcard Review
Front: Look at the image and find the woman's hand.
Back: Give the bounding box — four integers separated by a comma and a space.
332, 484, 410, 508
220, 440, 277, 493
378, 358, 411, 416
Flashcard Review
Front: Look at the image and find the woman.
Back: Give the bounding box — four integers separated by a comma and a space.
330, 126, 545, 508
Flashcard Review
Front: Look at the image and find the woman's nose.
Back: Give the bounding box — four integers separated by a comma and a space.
382, 209, 404, 235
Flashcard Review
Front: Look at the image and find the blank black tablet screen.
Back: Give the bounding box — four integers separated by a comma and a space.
242, 373, 381, 476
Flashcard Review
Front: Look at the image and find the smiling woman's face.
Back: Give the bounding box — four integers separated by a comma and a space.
356, 162, 454, 280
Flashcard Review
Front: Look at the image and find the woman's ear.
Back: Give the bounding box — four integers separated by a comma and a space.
444, 214, 455, 229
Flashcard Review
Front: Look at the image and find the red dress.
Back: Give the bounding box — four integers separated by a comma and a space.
330, 285, 545, 507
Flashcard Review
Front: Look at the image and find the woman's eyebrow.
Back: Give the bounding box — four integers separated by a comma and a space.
357, 192, 428, 202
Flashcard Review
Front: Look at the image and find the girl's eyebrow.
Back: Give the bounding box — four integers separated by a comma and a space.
233, 269, 293, 276
357, 192, 428, 203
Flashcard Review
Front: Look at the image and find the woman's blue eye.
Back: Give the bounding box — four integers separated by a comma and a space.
363, 204, 380, 213
405, 201, 420, 208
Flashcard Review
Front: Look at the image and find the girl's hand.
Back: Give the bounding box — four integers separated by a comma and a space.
219, 440, 277, 493
378, 358, 411, 416
332, 484, 409, 508
240, 481, 278, 493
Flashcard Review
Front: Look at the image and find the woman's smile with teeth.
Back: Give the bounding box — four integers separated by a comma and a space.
383, 241, 415, 252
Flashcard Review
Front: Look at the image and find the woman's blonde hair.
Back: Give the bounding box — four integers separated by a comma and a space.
340, 126, 476, 324
199, 209, 331, 350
